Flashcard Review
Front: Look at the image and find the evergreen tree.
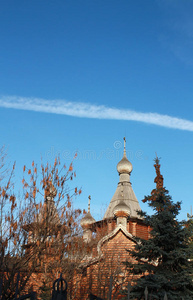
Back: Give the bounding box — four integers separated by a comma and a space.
186, 213, 193, 278
126, 157, 193, 300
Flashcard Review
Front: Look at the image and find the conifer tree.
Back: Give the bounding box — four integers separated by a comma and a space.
126, 157, 193, 300
186, 212, 193, 278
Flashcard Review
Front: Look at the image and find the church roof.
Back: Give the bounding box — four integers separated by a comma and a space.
103, 138, 142, 220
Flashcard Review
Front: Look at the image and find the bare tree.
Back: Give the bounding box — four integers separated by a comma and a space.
0, 152, 85, 299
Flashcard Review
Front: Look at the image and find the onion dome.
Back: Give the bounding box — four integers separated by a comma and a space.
117, 137, 133, 175
113, 200, 130, 218
80, 195, 96, 228
80, 212, 96, 228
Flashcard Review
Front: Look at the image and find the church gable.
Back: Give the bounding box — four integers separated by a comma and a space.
97, 224, 136, 256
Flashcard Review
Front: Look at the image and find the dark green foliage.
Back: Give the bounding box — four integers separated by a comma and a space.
186, 213, 193, 277
126, 159, 193, 300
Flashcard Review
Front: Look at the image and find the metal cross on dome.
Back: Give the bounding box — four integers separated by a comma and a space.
123, 137, 126, 155
88, 195, 91, 213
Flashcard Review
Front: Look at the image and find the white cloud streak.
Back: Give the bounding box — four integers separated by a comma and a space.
0, 96, 193, 132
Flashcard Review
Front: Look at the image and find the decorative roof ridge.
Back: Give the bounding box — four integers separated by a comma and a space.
78, 255, 103, 269
97, 224, 137, 256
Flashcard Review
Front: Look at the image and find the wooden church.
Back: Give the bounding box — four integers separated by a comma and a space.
24, 138, 150, 299
74, 139, 150, 299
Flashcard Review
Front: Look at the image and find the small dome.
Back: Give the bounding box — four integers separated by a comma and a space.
117, 155, 133, 174
117, 137, 133, 174
80, 212, 96, 228
113, 201, 130, 217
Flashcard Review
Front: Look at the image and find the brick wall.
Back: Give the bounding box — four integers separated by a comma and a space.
75, 219, 149, 299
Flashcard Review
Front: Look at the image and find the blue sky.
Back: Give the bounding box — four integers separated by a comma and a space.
1, 0, 193, 221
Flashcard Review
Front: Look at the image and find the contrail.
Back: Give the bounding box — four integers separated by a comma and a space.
0, 96, 193, 132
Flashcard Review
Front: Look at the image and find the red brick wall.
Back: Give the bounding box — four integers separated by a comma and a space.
25, 219, 149, 299
77, 229, 139, 299
76, 219, 150, 299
